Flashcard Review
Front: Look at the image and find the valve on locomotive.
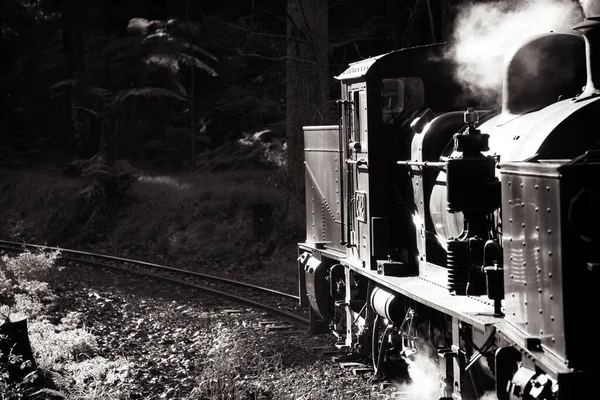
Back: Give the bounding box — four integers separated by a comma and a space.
446, 108, 501, 298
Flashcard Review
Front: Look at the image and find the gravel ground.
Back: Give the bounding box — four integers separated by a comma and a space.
50, 264, 404, 400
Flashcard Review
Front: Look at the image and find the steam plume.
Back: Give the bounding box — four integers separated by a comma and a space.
392, 353, 442, 399
392, 351, 499, 399
580, 0, 600, 17
448, 0, 584, 103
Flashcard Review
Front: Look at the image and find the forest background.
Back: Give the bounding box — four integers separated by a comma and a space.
0, 0, 449, 173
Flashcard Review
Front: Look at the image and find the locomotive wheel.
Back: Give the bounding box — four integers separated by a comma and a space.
371, 314, 394, 377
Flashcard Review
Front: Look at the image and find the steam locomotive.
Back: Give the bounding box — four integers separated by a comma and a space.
297, 13, 600, 400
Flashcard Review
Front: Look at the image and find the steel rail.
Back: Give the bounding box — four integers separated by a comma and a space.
0, 239, 299, 300
0, 240, 309, 327
72, 256, 310, 327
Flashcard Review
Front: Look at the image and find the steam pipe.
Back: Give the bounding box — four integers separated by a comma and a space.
574, 16, 600, 100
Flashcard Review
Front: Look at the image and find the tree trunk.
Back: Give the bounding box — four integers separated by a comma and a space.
187, 0, 197, 170
62, 0, 85, 160
286, 0, 329, 195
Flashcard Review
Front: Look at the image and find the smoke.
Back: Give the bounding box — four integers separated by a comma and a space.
392, 350, 500, 399
392, 352, 442, 399
580, 0, 600, 17
448, 0, 584, 103
479, 392, 499, 400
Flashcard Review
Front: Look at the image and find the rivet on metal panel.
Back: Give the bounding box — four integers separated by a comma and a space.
546, 186, 550, 191
509, 219, 513, 223
536, 226, 539, 231
513, 312, 515, 315
509, 200, 512, 205
525, 301, 528, 305
312, 187, 314, 190
520, 183, 524, 188
538, 288, 542, 293
524, 282, 527, 286
312, 211, 315, 215
550, 295, 554, 300
539, 310, 543, 314
511, 274, 514, 279
548, 251, 553, 256
535, 185, 539, 190
552, 338, 555, 342
547, 208, 551, 213
549, 273, 553, 278
512, 293, 515, 297
509, 238, 513, 242
510, 256, 513, 260
522, 223, 525, 228
521, 203, 525, 208
525, 321, 528, 325
536, 248, 540, 253
523, 242, 526, 247
508, 181, 512, 186
547, 229, 552, 235
523, 262, 527, 266
535, 207, 539, 212
537, 268, 541, 273
540, 329, 543, 334
551, 316, 555, 321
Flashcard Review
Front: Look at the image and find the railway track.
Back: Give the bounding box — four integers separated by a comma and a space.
0, 239, 309, 328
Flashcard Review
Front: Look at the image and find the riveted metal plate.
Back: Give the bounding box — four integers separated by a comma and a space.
501, 163, 565, 361
304, 126, 344, 254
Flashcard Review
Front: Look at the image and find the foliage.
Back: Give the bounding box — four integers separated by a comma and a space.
192, 325, 282, 399
1, 0, 410, 170
2, 249, 62, 284
0, 251, 130, 400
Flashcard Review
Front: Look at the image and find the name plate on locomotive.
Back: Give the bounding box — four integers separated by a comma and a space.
355, 191, 366, 222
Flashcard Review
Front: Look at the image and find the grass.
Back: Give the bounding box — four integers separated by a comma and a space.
0, 250, 131, 400
0, 164, 304, 292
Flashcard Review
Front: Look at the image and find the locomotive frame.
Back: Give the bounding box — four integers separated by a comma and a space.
297, 14, 600, 400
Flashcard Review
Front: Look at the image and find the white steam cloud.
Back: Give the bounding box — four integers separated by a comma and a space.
393, 353, 442, 399
448, 0, 584, 102
393, 351, 499, 399
580, 0, 600, 17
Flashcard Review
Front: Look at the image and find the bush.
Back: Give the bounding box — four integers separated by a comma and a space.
2, 249, 62, 284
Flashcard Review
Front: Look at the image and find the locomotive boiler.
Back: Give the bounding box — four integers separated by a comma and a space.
297, 12, 600, 400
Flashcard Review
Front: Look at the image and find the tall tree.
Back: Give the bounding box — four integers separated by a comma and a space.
286, 0, 329, 194
61, 0, 85, 159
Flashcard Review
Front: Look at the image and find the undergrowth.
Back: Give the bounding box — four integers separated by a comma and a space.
0, 164, 304, 293
0, 250, 131, 400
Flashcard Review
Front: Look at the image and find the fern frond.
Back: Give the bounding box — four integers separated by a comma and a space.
51, 78, 82, 90
182, 41, 218, 62
177, 53, 218, 76
52, 79, 112, 99
112, 87, 187, 105
73, 106, 103, 118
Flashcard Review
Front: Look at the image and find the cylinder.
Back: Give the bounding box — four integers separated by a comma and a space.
370, 286, 403, 326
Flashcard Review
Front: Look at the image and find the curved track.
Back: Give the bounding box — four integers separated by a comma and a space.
0, 239, 309, 327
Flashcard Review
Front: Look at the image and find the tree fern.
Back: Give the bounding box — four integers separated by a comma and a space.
52, 79, 111, 100
112, 87, 187, 105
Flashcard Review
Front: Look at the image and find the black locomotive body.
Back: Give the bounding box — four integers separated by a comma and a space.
297, 15, 600, 400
